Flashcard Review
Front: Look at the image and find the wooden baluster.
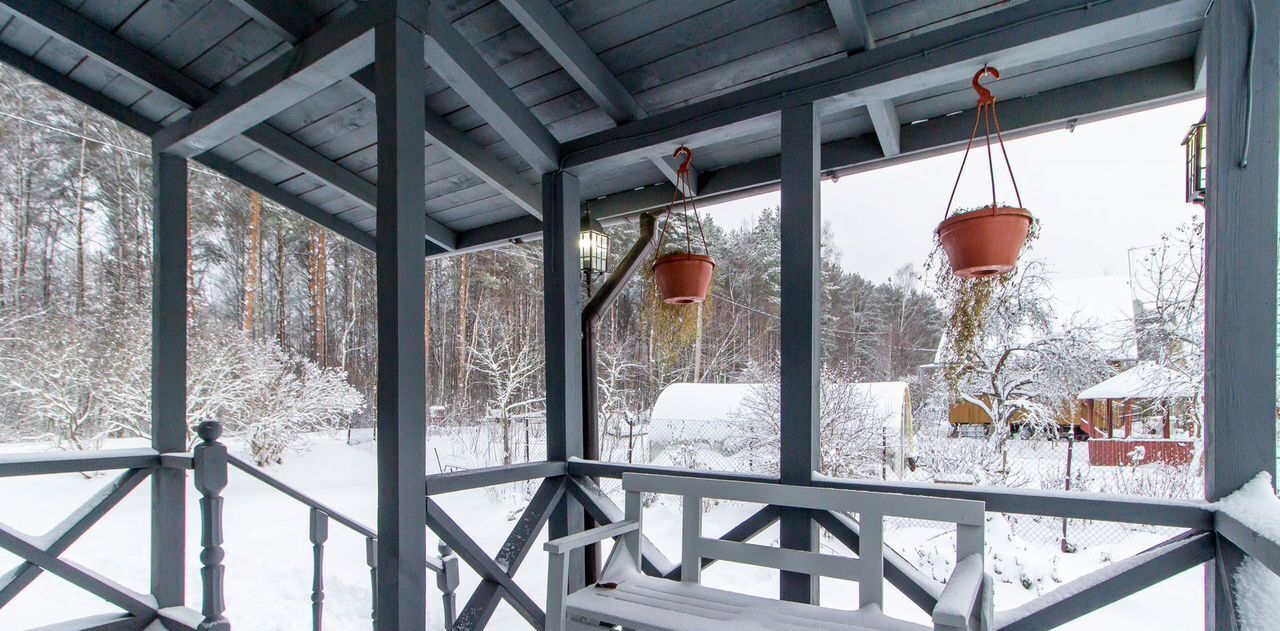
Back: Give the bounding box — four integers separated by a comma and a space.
437, 541, 459, 628
309, 508, 329, 631
194, 421, 229, 631
365, 537, 377, 627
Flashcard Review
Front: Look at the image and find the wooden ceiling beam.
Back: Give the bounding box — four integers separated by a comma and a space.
499, 0, 698, 195
560, 0, 1207, 171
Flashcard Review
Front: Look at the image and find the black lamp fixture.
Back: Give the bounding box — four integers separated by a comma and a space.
1182, 115, 1206, 205
579, 206, 610, 284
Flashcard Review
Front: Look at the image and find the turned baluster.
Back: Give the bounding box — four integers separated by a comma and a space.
365, 537, 378, 626
309, 508, 329, 631
437, 541, 459, 628
194, 421, 230, 631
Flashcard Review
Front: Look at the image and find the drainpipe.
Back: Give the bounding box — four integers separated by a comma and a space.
580, 212, 659, 582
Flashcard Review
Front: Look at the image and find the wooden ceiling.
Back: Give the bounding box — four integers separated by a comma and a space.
0, 0, 1208, 257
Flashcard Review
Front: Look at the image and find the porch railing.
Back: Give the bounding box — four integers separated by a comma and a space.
3, 436, 1276, 630
422, 457, 1280, 631
0, 421, 461, 631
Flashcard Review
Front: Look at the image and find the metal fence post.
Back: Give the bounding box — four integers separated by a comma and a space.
194, 421, 229, 631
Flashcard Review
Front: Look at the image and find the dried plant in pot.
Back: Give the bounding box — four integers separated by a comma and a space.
653, 146, 715, 305
930, 67, 1039, 383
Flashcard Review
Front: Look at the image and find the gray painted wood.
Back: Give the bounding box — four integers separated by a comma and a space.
0, 523, 157, 618
544, 168, 586, 592
560, 0, 1205, 170
150, 146, 187, 610
814, 509, 943, 613
1202, 0, 1279, 627
997, 532, 1214, 631
193, 422, 230, 631
1215, 513, 1280, 579
153, 5, 378, 159
0, 468, 150, 607
372, 13, 428, 631
424, 460, 566, 495
779, 101, 821, 604
309, 508, 329, 631
0, 448, 159, 477
426, 498, 547, 628
423, 3, 558, 173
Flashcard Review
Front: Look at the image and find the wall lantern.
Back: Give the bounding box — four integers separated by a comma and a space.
1183, 115, 1206, 205
579, 208, 610, 283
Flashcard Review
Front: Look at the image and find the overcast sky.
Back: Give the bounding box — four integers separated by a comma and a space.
701, 99, 1207, 285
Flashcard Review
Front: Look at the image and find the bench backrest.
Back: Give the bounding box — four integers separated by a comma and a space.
619, 473, 985, 609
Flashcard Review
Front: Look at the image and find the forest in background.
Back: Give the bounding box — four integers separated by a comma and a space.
0, 65, 945, 463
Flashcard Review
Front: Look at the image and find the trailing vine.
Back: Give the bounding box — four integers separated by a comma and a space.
927, 204, 1040, 391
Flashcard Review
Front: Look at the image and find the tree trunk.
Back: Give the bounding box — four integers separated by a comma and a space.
243, 191, 261, 334
276, 227, 287, 347
73, 112, 89, 315
308, 227, 327, 365
455, 254, 470, 403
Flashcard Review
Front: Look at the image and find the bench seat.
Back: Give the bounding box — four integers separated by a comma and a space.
565, 564, 929, 631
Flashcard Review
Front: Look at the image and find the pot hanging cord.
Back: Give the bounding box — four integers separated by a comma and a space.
654, 146, 711, 257
943, 67, 1024, 221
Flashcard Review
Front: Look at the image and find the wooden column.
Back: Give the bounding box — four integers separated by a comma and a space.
1203, 0, 1279, 629
373, 11, 428, 630
544, 169, 585, 590
778, 102, 821, 604
151, 146, 187, 608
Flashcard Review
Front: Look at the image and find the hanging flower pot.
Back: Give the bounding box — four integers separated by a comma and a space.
935, 67, 1035, 279
653, 252, 715, 304
653, 146, 715, 305
936, 205, 1032, 278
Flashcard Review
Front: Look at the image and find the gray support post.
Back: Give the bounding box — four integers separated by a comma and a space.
544, 169, 586, 590
778, 102, 822, 604
373, 11, 429, 631
151, 146, 187, 608
194, 421, 229, 630
1203, 1, 1280, 629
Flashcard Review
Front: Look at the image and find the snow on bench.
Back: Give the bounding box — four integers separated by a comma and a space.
545, 473, 993, 631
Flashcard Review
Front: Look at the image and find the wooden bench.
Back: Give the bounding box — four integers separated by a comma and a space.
546, 473, 991, 631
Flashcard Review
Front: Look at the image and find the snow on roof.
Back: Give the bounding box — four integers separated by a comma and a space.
1077, 361, 1199, 400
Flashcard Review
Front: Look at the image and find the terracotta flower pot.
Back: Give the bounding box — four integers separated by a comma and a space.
653, 253, 715, 304
935, 206, 1033, 278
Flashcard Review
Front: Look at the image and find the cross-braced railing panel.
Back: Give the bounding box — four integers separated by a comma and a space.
0, 451, 198, 630
427, 477, 564, 631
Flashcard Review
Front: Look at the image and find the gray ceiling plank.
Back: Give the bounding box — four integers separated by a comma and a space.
421, 3, 559, 173
0, 0, 379, 230
153, 3, 379, 158
451, 58, 1198, 257
561, 0, 1206, 171
498, 0, 696, 194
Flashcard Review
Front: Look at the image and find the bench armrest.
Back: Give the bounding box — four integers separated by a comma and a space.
544, 520, 639, 555
934, 554, 985, 630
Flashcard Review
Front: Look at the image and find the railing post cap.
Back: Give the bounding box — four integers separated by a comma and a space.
197, 420, 223, 443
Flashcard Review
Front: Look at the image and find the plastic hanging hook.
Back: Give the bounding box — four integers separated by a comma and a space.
972, 66, 1000, 106
672, 146, 693, 174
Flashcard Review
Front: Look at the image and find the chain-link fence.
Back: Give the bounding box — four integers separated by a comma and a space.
635, 417, 1198, 550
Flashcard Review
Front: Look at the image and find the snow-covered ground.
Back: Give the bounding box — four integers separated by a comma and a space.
0, 435, 1206, 630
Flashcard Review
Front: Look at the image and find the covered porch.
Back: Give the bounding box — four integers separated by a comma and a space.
0, 1, 1277, 630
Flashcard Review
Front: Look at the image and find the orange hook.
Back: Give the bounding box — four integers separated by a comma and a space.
972, 66, 1000, 106
673, 146, 693, 174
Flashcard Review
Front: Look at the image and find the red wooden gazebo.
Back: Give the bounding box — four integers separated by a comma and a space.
1078, 362, 1200, 466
